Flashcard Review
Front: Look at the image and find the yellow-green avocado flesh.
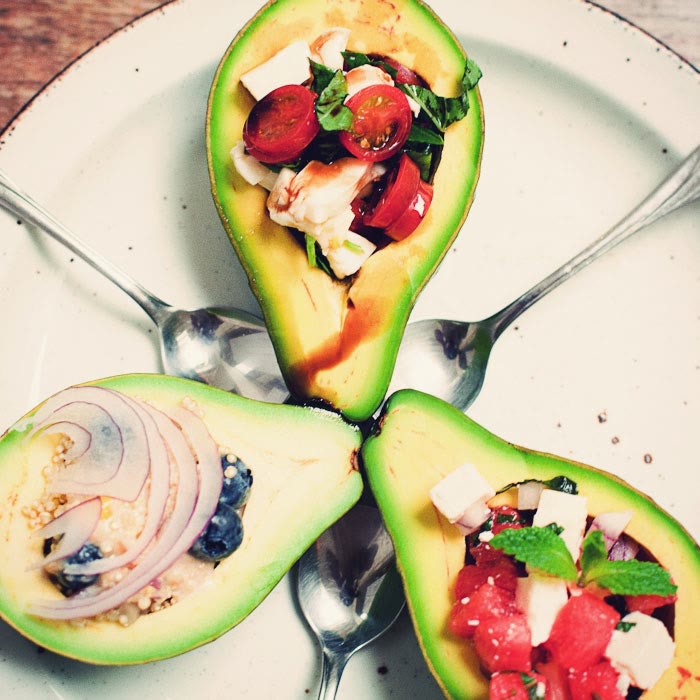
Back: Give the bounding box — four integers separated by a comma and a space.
361, 389, 700, 700
0, 374, 362, 665
206, 0, 484, 422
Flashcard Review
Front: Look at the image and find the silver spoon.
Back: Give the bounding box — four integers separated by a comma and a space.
296, 504, 405, 700
0, 170, 288, 404
388, 144, 700, 411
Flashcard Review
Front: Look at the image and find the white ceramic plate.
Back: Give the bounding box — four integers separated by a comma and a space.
0, 0, 698, 697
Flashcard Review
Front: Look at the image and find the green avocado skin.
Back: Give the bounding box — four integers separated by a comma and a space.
0, 374, 362, 665
361, 389, 700, 700
206, 0, 484, 423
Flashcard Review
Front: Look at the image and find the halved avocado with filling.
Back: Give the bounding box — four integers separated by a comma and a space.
206, 0, 484, 422
0, 374, 362, 664
362, 389, 700, 699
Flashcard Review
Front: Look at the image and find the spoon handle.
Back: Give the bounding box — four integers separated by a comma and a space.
0, 169, 170, 323
490, 144, 700, 338
317, 649, 350, 700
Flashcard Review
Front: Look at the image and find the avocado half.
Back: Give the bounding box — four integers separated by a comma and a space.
206, 0, 484, 422
362, 389, 700, 699
0, 374, 362, 664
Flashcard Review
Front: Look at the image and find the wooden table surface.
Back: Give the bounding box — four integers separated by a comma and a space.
0, 0, 698, 132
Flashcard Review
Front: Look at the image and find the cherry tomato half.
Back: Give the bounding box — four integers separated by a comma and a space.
380, 56, 427, 87
339, 84, 412, 162
243, 84, 320, 164
363, 154, 433, 240
386, 178, 433, 240
364, 153, 420, 229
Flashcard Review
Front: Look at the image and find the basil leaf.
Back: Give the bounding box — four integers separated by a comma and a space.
311, 61, 354, 132
399, 58, 482, 131
490, 524, 578, 581
496, 475, 579, 496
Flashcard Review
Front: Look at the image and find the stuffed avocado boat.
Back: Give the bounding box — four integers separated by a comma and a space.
362, 390, 700, 700
207, 0, 484, 422
0, 374, 362, 664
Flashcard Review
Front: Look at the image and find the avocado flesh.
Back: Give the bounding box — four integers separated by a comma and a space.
0, 374, 362, 665
206, 0, 484, 422
362, 390, 700, 700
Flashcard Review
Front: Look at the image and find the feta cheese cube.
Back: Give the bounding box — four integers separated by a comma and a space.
323, 230, 376, 279
515, 574, 568, 646
605, 611, 675, 689
429, 463, 495, 534
532, 489, 587, 560
240, 40, 312, 101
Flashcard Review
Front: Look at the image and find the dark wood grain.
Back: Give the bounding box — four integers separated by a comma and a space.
0, 0, 697, 133
0, 0, 164, 130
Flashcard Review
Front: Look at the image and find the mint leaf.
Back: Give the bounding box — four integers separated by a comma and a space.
496, 475, 579, 496
580, 530, 677, 596
490, 524, 577, 581
310, 61, 354, 132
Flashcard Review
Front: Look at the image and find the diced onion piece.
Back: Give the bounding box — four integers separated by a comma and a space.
588, 510, 633, 552
30, 497, 102, 569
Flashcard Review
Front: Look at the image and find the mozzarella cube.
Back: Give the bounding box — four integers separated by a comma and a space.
532, 489, 587, 560
429, 463, 495, 534
240, 40, 312, 101
605, 611, 675, 689
310, 27, 351, 70
515, 574, 568, 646
323, 230, 376, 279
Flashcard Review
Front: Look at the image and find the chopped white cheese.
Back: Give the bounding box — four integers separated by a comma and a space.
240, 40, 312, 101
429, 463, 495, 534
605, 611, 675, 689
515, 574, 568, 646
266, 159, 384, 278
532, 489, 587, 561
230, 141, 278, 190
310, 27, 351, 70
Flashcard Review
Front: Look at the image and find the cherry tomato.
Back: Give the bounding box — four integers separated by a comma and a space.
364, 153, 420, 229
380, 56, 427, 87
243, 84, 320, 164
386, 179, 433, 240
339, 84, 412, 162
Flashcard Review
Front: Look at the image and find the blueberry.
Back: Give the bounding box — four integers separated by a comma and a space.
219, 455, 253, 509
46, 541, 103, 597
189, 504, 244, 562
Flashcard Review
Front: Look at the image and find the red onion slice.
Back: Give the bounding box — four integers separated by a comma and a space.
63, 396, 172, 576
29, 497, 102, 569
28, 403, 223, 621
28, 386, 151, 502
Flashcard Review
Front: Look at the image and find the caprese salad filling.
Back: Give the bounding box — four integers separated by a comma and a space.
22, 386, 252, 625
430, 465, 678, 699
231, 28, 481, 278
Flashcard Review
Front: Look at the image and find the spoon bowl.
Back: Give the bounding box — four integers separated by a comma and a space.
296, 504, 405, 700
389, 144, 700, 411
2, 145, 699, 413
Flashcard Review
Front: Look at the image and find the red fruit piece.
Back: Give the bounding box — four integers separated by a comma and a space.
489, 671, 547, 700
474, 613, 533, 674
454, 559, 519, 599
568, 659, 624, 700
545, 592, 620, 672
624, 592, 677, 615
449, 582, 516, 639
